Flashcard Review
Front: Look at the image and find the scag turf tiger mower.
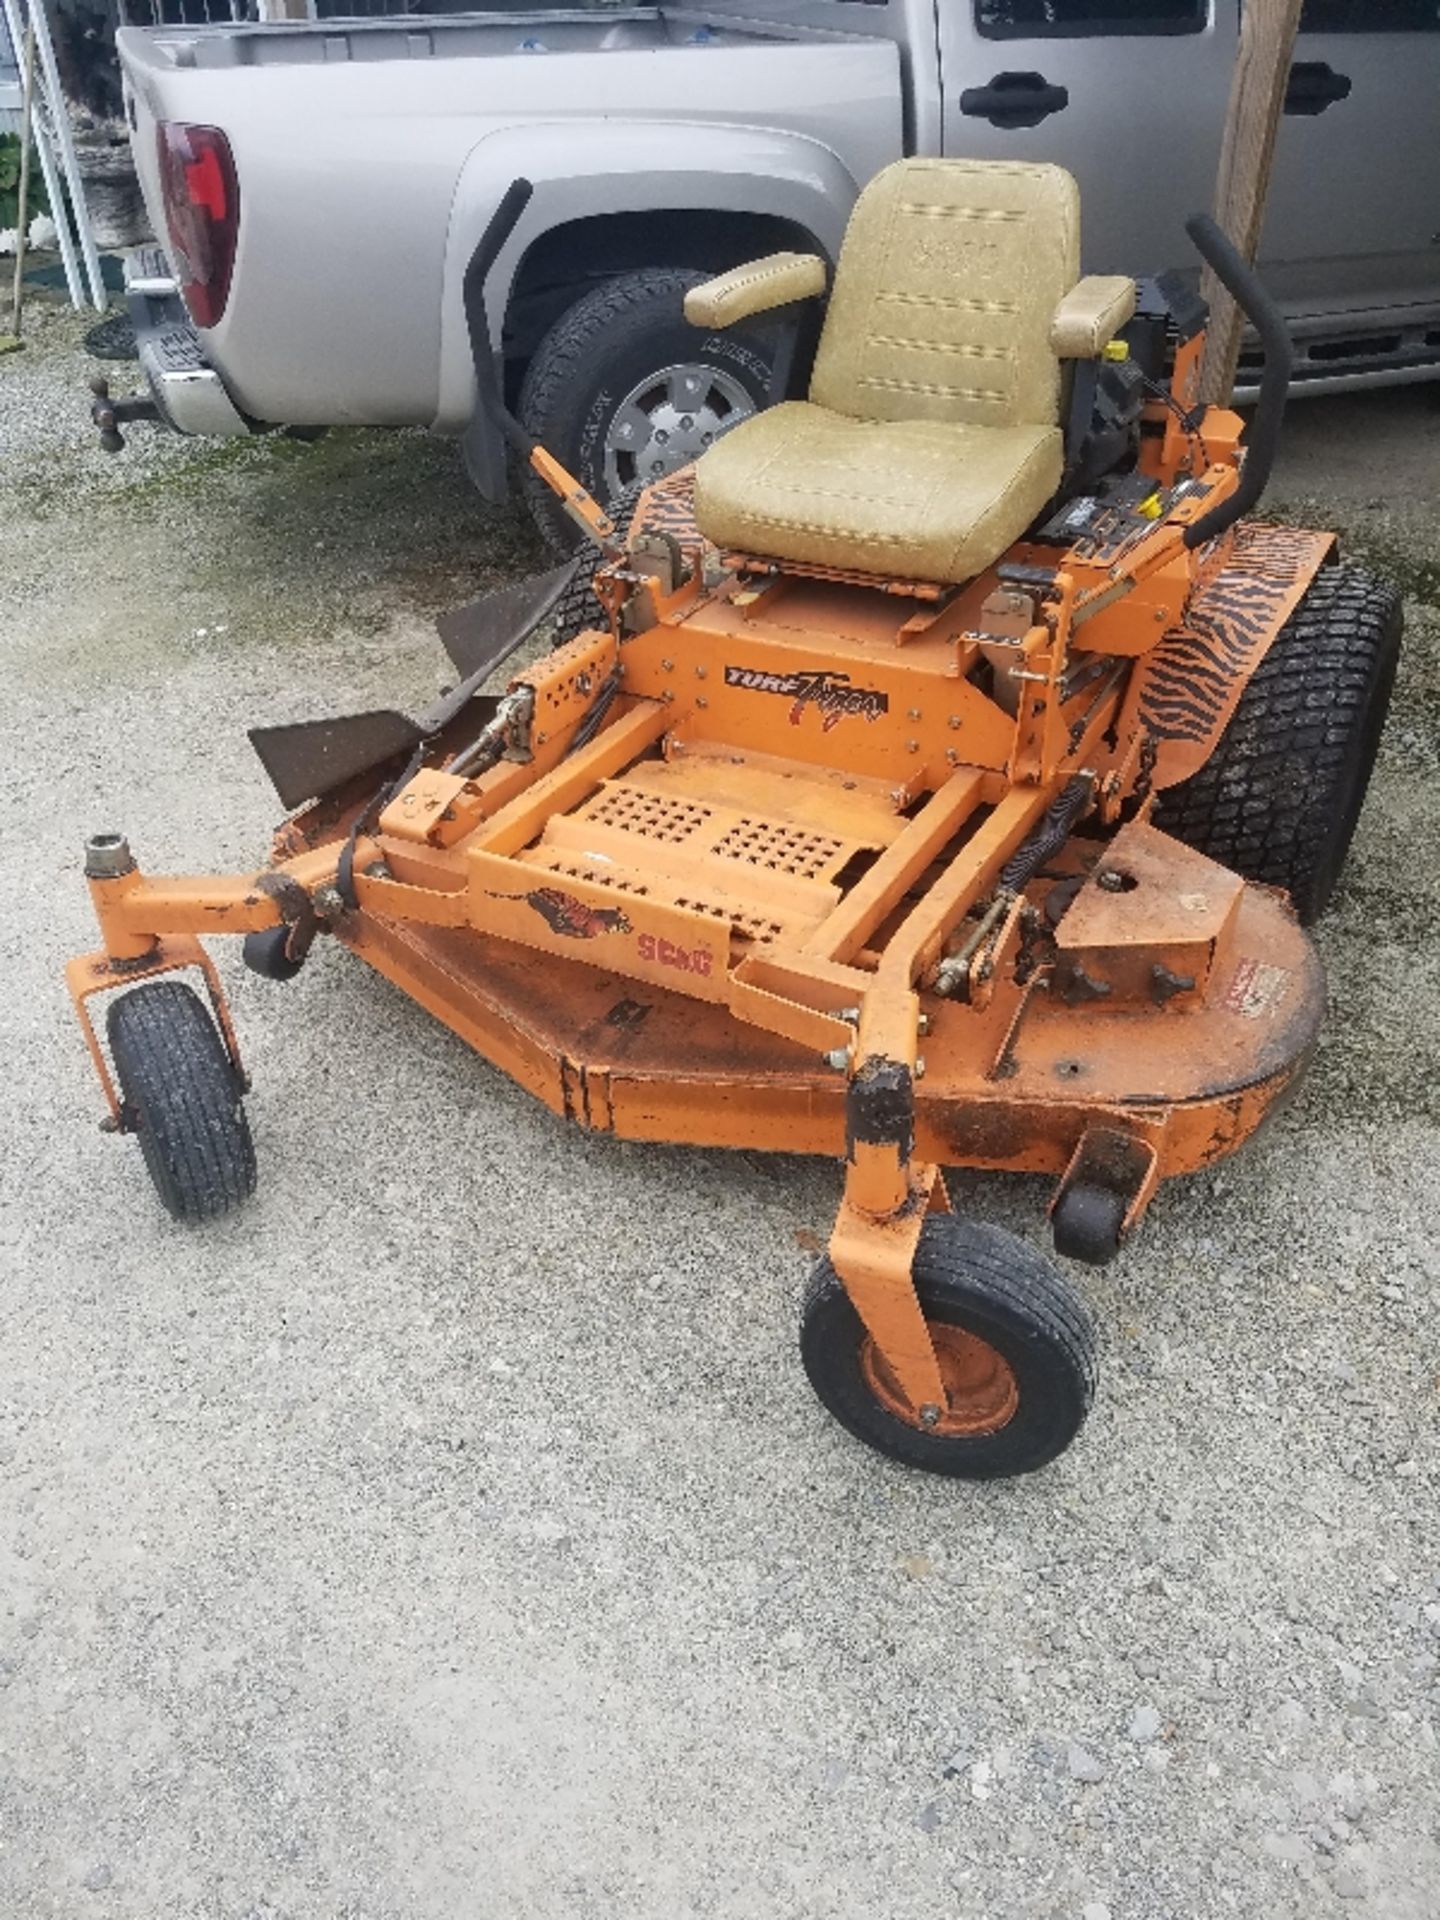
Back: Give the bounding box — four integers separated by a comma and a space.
68, 161, 1400, 1477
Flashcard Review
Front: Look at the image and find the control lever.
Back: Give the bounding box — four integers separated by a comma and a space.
89, 374, 161, 453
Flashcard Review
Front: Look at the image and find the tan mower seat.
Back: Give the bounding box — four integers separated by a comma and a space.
697, 405, 1063, 586
689, 158, 1136, 587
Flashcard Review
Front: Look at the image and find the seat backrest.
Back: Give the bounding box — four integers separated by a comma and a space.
809, 158, 1080, 434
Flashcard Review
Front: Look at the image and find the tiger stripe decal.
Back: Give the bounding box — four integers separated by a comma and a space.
633, 467, 703, 548
1132, 524, 1335, 790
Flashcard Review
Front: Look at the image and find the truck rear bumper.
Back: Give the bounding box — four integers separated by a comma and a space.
125, 246, 252, 437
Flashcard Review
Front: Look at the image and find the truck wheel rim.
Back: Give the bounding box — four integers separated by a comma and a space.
602, 361, 756, 496
861, 1325, 1020, 1437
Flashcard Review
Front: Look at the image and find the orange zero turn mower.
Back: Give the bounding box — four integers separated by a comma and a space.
67, 163, 1401, 1477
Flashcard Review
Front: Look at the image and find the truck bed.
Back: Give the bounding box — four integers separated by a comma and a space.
118, 6, 901, 434
121, 8, 854, 74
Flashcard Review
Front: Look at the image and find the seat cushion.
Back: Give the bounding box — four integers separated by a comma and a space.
693, 401, 1063, 586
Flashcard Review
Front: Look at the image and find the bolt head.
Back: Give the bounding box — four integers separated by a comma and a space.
918, 1403, 942, 1428
823, 1047, 851, 1072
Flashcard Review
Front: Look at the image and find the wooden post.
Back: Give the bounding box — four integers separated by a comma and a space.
5, 14, 37, 345
1198, 0, 1305, 405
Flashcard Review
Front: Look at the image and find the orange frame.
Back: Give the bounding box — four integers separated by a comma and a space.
66, 411, 1332, 1423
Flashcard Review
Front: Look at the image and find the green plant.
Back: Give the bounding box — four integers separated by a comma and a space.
0, 134, 50, 232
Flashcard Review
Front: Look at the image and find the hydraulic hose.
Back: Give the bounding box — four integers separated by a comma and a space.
1181, 213, 1293, 551
998, 775, 1095, 896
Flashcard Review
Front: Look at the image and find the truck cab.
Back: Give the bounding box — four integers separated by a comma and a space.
112, 0, 1440, 541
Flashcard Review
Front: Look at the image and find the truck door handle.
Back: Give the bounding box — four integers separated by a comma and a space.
1284, 61, 1352, 115
959, 71, 1070, 130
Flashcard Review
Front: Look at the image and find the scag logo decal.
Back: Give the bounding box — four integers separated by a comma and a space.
638, 932, 714, 977
724, 665, 889, 731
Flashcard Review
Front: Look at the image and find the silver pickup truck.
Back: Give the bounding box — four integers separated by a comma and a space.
115, 0, 1440, 543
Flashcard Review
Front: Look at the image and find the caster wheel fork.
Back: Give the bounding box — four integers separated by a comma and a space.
811, 988, 1097, 1477
802, 1206, 1098, 1480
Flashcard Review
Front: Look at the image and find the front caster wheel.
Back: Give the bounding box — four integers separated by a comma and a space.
799, 1215, 1096, 1478
107, 979, 256, 1221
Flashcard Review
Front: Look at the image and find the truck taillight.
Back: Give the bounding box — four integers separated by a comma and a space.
156, 122, 239, 329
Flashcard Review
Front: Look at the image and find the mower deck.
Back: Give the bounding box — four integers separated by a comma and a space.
338, 780, 1322, 1176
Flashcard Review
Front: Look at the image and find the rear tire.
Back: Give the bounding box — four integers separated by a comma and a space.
1153, 566, 1401, 922
799, 1215, 1096, 1478
107, 980, 256, 1221
517, 268, 774, 553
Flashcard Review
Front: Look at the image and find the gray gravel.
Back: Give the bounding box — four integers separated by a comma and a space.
2, 290, 1438, 1920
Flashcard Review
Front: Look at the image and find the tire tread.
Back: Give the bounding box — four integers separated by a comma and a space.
1152, 566, 1401, 921
547, 481, 645, 650
107, 980, 256, 1221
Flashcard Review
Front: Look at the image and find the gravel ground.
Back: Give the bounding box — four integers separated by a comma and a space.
2, 292, 1438, 1920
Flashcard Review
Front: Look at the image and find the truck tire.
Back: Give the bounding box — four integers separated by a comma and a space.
517, 267, 775, 553
1153, 566, 1401, 923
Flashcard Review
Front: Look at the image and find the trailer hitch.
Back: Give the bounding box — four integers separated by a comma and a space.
88, 374, 161, 453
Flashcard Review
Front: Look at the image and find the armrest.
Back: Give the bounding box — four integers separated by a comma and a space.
1051, 275, 1138, 358
684, 253, 827, 330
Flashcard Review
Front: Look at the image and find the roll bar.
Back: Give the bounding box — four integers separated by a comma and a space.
1181, 213, 1293, 551
461, 175, 537, 458
460, 178, 618, 552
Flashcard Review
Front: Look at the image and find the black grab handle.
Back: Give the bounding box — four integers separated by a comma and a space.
461, 177, 537, 458
1180, 212, 1292, 552
1284, 61, 1351, 116
959, 72, 1069, 130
